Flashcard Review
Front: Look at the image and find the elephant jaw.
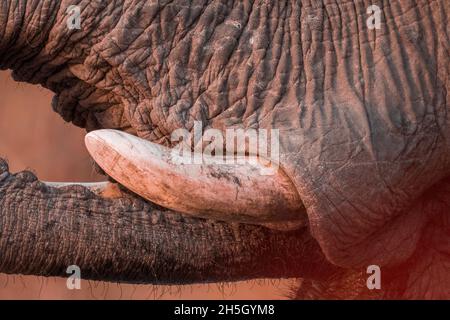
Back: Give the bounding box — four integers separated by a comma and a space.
81, 129, 307, 231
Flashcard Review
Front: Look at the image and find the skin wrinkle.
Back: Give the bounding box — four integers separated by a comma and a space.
379, 178, 450, 299
299, 0, 447, 266
0, 0, 26, 57
0, 0, 449, 298
2, 1, 58, 79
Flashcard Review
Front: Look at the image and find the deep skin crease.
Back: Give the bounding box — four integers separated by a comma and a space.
0, 0, 449, 299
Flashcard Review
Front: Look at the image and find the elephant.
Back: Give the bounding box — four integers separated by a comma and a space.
0, 0, 448, 299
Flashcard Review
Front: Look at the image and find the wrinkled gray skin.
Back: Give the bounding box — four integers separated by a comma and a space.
0, 0, 449, 299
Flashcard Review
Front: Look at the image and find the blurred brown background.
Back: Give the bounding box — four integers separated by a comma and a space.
0, 70, 293, 299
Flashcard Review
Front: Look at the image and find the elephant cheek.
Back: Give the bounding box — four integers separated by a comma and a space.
278, 129, 441, 269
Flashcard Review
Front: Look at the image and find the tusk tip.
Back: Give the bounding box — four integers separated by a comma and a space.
85, 129, 129, 157
85, 129, 118, 146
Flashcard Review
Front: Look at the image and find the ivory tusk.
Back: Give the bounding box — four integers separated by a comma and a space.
85, 129, 306, 230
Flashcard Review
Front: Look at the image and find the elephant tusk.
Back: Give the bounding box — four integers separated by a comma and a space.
84, 129, 306, 230
43, 181, 124, 198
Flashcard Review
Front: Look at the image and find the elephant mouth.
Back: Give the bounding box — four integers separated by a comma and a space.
43, 128, 308, 231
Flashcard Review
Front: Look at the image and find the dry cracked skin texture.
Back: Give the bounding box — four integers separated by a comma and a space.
0, 0, 449, 298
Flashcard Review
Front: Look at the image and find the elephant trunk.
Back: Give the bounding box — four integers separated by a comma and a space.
0, 159, 336, 284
